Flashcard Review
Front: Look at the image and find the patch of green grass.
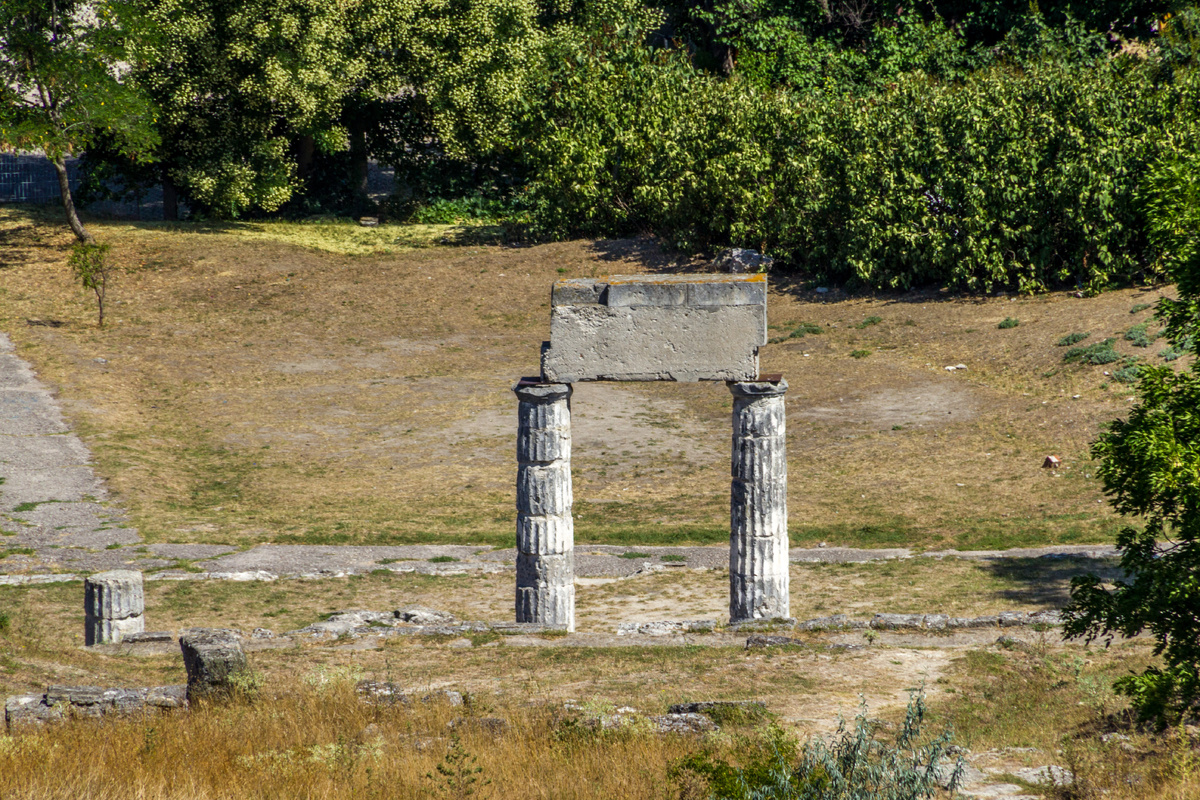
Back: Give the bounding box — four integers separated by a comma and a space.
767, 322, 823, 344
0, 609, 9, 634
428, 555, 459, 563
618, 551, 651, 559
849, 349, 872, 359
1124, 321, 1158, 348
11, 500, 59, 513
1056, 332, 1090, 347
1063, 338, 1120, 365
997, 317, 1020, 329
660, 554, 687, 562
853, 316, 882, 329
1130, 302, 1153, 314
105, 543, 122, 550
0, 547, 35, 559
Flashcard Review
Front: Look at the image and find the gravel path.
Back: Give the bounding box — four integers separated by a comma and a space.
0, 333, 1118, 585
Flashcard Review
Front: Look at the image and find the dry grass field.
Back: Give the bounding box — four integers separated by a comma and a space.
2, 206, 1198, 799
0, 206, 1185, 553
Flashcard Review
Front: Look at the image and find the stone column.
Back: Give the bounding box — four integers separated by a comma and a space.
513, 380, 574, 631
84, 570, 144, 645
729, 379, 789, 623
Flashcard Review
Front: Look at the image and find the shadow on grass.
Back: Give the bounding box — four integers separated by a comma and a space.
981, 556, 1124, 609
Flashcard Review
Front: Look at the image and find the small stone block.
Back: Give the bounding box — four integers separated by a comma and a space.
179, 629, 249, 702
146, 685, 188, 708
542, 274, 767, 382
5, 694, 63, 731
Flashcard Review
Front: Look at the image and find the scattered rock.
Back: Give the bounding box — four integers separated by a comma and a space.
945, 364, 968, 371
933, 761, 986, 789
179, 628, 249, 702
1042, 455, 1061, 469
250, 627, 276, 639
358, 216, 379, 227
714, 248, 774, 274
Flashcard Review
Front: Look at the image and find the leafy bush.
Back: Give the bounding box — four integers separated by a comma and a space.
1057, 332, 1090, 346
520, 15, 1191, 291
672, 690, 960, 800
1065, 123, 1200, 726
1125, 321, 1158, 347
998, 317, 1019, 329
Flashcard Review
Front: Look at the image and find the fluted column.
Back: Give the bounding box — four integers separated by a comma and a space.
513, 380, 574, 631
729, 379, 789, 623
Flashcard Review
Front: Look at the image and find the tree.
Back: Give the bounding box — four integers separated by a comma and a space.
1063, 97, 1200, 725
0, 0, 158, 241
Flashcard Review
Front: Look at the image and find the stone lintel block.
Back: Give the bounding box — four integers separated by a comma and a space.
515, 551, 575, 588
84, 569, 144, 620
542, 275, 768, 383
516, 463, 572, 516
516, 513, 573, 556
179, 629, 249, 702
85, 613, 144, 646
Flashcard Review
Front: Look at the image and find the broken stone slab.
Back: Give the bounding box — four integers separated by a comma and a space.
725, 618, 796, 632
541, 274, 767, 383
124, 631, 174, 644
744, 635, 865, 652
796, 614, 870, 631
1012, 766, 1073, 787
356, 682, 464, 706
647, 713, 718, 734
5, 693, 65, 730
488, 621, 568, 634
870, 613, 927, 630
616, 620, 718, 636
395, 606, 458, 625
179, 629, 249, 701
146, 685, 188, 708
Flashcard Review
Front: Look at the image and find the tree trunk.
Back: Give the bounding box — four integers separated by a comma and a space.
52, 154, 93, 244
349, 122, 369, 211
162, 166, 178, 221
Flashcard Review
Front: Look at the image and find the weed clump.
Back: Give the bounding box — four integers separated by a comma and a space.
672, 690, 959, 800
1063, 338, 1120, 365
854, 316, 883, 330
1057, 332, 1090, 347
769, 322, 823, 344
1125, 322, 1158, 348
998, 317, 1019, 329
850, 349, 872, 359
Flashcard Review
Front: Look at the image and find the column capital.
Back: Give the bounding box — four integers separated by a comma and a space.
513, 379, 572, 403
729, 378, 788, 399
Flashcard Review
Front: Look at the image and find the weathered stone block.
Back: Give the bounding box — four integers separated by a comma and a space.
84, 570, 144, 620
146, 685, 188, 708
5, 694, 64, 731
516, 513, 573, 555
516, 463, 572, 516
541, 275, 768, 382
179, 629, 249, 702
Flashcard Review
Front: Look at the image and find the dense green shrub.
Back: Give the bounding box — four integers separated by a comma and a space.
1064, 124, 1200, 726
520, 16, 1193, 291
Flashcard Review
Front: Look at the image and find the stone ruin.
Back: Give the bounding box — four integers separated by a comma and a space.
514, 274, 789, 632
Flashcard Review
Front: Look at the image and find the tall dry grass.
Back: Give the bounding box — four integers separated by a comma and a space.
0, 678, 729, 800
